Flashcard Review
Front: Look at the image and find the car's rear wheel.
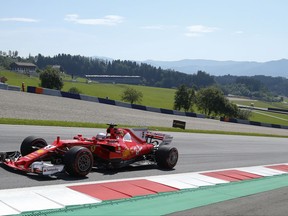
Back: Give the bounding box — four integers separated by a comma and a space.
64, 146, 93, 177
20, 136, 48, 156
156, 146, 178, 169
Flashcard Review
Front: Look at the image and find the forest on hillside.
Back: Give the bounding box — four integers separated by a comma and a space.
1, 52, 287, 101
35, 54, 216, 89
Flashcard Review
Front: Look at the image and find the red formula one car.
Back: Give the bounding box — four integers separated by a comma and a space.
0, 124, 178, 177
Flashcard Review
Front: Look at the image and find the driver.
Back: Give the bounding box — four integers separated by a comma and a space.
96, 133, 106, 140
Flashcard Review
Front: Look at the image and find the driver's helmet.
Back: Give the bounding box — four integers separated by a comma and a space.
96, 132, 106, 140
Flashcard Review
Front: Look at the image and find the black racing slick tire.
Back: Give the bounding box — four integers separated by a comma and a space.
20, 136, 48, 156
64, 146, 93, 177
156, 146, 178, 169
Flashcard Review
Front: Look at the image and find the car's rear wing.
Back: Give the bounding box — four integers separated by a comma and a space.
129, 128, 173, 146
160, 134, 173, 145
145, 131, 173, 145
129, 128, 148, 142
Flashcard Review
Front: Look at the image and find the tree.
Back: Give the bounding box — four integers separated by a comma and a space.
68, 87, 81, 94
196, 87, 225, 116
121, 87, 143, 104
13, 50, 18, 58
196, 87, 212, 115
0, 55, 13, 69
174, 85, 187, 111
174, 84, 195, 111
222, 99, 239, 118
186, 88, 196, 112
39, 66, 63, 90
235, 77, 263, 92
196, 86, 240, 117
193, 70, 216, 88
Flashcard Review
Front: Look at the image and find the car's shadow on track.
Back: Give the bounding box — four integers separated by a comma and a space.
91, 164, 158, 175
0, 163, 175, 182
97, 164, 175, 174
61, 164, 176, 181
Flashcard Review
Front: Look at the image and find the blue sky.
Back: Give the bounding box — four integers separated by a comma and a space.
1, 0, 287, 62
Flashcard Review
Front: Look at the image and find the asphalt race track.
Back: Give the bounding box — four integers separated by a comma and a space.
1, 125, 288, 190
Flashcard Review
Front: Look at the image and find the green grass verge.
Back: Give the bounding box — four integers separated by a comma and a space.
229, 99, 288, 126
230, 99, 288, 109
251, 111, 288, 126
1, 118, 287, 138
62, 82, 176, 109
0, 69, 40, 88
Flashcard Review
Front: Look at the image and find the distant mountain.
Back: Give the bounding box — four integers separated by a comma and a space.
144, 59, 288, 78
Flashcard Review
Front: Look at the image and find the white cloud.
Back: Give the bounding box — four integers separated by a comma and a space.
185, 25, 219, 37
0, 17, 38, 23
65, 14, 124, 26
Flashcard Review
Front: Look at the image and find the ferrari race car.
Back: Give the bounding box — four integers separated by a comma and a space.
0, 124, 178, 177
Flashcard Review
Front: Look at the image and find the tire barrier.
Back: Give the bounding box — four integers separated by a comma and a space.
97, 97, 116, 105
0, 83, 8, 90
80, 94, 99, 103
7, 85, 21, 91
61, 91, 81, 100
160, 108, 174, 115
220, 117, 288, 129
268, 107, 288, 114
131, 104, 147, 111
0, 83, 20, 91
44, 88, 62, 97
238, 105, 288, 115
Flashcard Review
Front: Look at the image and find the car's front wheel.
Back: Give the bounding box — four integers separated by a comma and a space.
20, 136, 48, 156
64, 146, 93, 177
155, 146, 178, 169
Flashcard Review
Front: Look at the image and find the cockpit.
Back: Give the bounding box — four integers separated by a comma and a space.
123, 132, 132, 142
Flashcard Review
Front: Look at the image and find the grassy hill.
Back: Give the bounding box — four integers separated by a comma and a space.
0, 70, 176, 109
229, 98, 288, 126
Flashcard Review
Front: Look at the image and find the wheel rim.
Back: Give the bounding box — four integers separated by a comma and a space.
168, 149, 178, 165
77, 154, 91, 172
